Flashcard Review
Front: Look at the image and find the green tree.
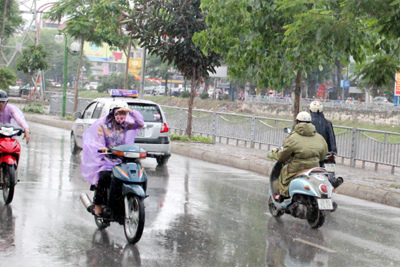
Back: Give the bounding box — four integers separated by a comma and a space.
195, 0, 370, 119
16, 43, 49, 96
131, 0, 221, 137
0, 0, 23, 45
0, 66, 17, 89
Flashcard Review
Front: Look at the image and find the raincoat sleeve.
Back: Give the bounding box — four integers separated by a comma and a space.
123, 110, 144, 144
276, 135, 296, 163
8, 104, 29, 130
81, 116, 115, 185
124, 110, 144, 130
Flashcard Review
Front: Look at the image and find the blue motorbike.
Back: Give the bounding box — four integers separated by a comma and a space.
268, 162, 336, 228
80, 144, 148, 244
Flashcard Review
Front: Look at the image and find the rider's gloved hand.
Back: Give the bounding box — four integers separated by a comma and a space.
99, 147, 108, 153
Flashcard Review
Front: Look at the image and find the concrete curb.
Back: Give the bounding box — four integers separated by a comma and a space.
171, 142, 400, 208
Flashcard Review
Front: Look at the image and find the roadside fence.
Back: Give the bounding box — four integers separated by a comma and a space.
163, 106, 400, 173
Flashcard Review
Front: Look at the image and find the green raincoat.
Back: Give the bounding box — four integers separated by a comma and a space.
274, 123, 328, 197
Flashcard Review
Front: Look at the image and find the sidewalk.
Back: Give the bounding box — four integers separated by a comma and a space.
24, 112, 400, 209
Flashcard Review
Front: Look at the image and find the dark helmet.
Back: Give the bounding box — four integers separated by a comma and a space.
0, 90, 8, 101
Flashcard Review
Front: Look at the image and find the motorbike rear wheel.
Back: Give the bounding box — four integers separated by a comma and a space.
268, 196, 284, 217
124, 195, 145, 244
2, 164, 15, 205
307, 203, 325, 228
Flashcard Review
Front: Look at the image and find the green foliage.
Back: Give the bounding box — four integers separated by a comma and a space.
98, 73, 138, 92
170, 134, 213, 143
131, 0, 221, 82
0, 67, 17, 89
180, 91, 190, 98
16, 44, 49, 77
22, 102, 45, 114
0, 0, 23, 43
199, 92, 209, 99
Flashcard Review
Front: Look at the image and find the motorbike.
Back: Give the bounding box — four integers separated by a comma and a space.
268, 163, 335, 228
80, 144, 148, 244
0, 124, 24, 205
321, 152, 344, 189
268, 127, 336, 228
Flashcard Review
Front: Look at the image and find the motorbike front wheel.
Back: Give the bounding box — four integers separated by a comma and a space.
124, 195, 145, 244
268, 196, 284, 218
2, 164, 15, 205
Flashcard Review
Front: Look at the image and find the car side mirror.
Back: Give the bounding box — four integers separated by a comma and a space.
73, 111, 82, 119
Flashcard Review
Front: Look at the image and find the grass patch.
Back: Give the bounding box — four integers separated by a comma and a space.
23, 102, 45, 114
390, 184, 400, 189
170, 133, 213, 143
78, 91, 109, 99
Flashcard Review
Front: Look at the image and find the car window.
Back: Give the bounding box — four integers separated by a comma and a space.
83, 102, 97, 119
92, 102, 104, 119
129, 103, 163, 123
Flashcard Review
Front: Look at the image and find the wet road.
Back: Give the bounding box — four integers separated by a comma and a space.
1, 122, 400, 266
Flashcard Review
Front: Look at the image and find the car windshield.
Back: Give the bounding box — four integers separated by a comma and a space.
129, 103, 163, 123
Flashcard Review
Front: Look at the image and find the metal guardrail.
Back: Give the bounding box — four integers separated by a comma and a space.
245, 95, 400, 111
49, 95, 91, 115
163, 106, 400, 173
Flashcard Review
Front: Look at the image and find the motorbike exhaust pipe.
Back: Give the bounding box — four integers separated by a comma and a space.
80, 193, 93, 213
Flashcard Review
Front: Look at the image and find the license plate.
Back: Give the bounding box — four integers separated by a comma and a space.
317, 199, 333, 210
324, 163, 336, 172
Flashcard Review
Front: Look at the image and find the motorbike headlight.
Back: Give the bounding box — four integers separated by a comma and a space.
124, 152, 140, 158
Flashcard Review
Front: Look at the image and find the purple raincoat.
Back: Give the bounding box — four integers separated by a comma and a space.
81, 110, 144, 185
0, 104, 29, 130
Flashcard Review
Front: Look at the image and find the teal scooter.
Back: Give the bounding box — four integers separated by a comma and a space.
80, 144, 148, 244
268, 161, 335, 228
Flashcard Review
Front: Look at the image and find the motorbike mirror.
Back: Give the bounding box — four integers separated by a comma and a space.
284, 127, 292, 134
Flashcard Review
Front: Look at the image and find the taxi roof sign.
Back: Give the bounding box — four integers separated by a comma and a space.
110, 89, 138, 98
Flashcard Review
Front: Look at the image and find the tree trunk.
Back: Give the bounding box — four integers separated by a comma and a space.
186, 67, 197, 138
335, 59, 342, 100
0, 0, 8, 46
293, 70, 302, 122
124, 36, 132, 89
73, 39, 84, 113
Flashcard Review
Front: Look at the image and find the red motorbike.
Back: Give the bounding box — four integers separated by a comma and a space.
0, 124, 23, 205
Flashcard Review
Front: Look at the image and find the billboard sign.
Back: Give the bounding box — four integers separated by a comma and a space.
395, 72, 400, 96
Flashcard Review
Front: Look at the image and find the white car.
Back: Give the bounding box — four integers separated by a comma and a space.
70, 89, 171, 165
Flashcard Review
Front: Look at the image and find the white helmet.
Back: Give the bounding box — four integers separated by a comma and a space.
309, 100, 323, 113
296, 111, 311, 122
109, 100, 128, 112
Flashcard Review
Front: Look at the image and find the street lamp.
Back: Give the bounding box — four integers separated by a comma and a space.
54, 33, 80, 117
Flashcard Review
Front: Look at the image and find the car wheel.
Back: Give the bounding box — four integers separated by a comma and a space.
156, 156, 169, 166
70, 133, 81, 155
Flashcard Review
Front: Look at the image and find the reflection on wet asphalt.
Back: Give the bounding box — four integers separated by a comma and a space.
1, 122, 400, 266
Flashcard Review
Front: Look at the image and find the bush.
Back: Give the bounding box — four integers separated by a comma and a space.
22, 102, 45, 114
180, 90, 190, 98
169, 133, 213, 143
199, 92, 209, 99
222, 94, 230, 101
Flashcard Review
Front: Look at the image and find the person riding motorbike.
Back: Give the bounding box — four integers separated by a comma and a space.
0, 90, 30, 144
272, 111, 328, 202
309, 101, 336, 153
81, 101, 144, 216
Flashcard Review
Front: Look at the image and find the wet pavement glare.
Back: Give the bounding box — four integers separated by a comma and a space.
1, 122, 400, 266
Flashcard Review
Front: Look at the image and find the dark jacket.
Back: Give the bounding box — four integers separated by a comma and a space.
310, 112, 337, 153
